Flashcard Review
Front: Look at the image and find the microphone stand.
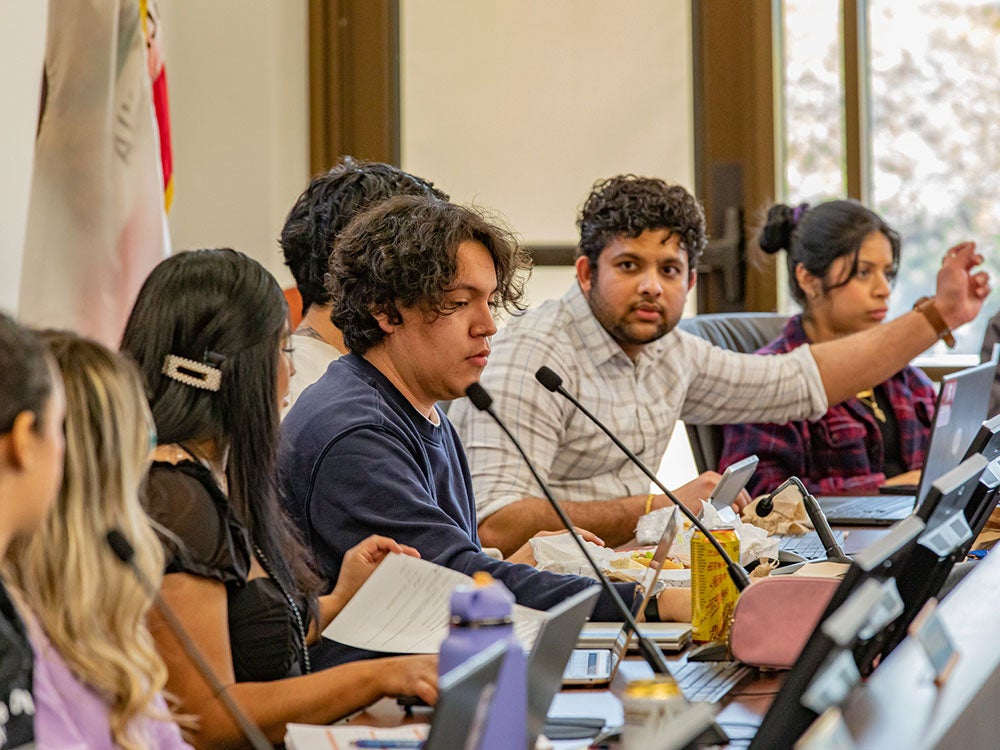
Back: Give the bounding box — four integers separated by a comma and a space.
534, 366, 751, 592
464, 383, 672, 676
106, 529, 273, 750
759, 477, 851, 570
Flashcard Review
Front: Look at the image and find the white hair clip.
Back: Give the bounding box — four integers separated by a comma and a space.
162, 354, 222, 392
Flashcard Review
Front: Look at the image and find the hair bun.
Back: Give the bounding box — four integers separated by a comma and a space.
759, 202, 808, 255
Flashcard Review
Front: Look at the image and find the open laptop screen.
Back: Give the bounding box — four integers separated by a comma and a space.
915, 359, 995, 503
854, 454, 995, 675
749, 515, 925, 750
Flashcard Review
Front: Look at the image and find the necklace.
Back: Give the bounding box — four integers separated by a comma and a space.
294, 326, 327, 343
253, 543, 311, 674
856, 389, 887, 423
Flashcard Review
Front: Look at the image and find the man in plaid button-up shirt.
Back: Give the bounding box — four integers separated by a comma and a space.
451, 175, 989, 554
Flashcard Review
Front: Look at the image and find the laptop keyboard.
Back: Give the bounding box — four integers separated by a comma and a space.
778, 530, 846, 559
566, 649, 604, 676
668, 660, 752, 704
824, 495, 914, 519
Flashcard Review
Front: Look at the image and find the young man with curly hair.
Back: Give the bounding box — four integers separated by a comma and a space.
450, 174, 989, 555
279, 194, 692, 668
279, 158, 447, 413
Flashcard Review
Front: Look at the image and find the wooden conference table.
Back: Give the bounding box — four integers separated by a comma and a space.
347, 526, 1000, 748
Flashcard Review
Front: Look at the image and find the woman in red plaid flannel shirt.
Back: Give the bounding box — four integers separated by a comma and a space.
720, 200, 936, 498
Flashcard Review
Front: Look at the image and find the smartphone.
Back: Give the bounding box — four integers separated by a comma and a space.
709, 455, 759, 513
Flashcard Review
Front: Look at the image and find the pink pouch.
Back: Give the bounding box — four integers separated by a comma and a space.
728, 576, 841, 669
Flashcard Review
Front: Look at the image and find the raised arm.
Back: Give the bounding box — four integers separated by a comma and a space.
812, 242, 990, 405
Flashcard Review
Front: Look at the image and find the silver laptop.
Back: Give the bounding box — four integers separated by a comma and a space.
525, 587, 601, 746
713, 454, 842, 559
562, 512, 678, 686
816, 358, 996, 526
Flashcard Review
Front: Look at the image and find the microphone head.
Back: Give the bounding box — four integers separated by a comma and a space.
106, 528, 135, 564
535, 366, 562, 392
465, 382, 494, 412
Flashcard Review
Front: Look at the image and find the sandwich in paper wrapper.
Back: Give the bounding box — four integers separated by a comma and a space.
528, 532, 686, 592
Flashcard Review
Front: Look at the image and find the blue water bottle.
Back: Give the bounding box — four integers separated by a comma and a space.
439, 572, 527, 750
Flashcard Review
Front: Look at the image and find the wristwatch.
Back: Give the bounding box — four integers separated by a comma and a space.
913, 296, 956, 348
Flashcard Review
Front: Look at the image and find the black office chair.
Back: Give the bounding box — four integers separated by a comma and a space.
676, 312, 789, 473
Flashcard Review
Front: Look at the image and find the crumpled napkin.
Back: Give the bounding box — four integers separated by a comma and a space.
741, 482, 813, 536
635, 502, 779, 566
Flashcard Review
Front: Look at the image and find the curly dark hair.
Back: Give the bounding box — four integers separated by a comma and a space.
577, 175, 707, 271
760, 199, 901, 306
328, 195, 531, 354
279, 157, 448, 314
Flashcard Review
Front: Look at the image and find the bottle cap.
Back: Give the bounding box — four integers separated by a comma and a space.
450, 574, 514, 623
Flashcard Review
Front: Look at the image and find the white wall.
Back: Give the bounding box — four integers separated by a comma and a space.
0, 1, 48, 315
400, 0, 696, 310
159, 0, 309, 288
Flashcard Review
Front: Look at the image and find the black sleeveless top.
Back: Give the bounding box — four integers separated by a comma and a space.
143, 461, 305, 682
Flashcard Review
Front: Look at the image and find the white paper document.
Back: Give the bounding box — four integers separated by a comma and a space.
322, 553, 548, 653
285, 722, 429, 750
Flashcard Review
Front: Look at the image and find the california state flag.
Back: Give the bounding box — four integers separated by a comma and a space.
20, 0, 169, 346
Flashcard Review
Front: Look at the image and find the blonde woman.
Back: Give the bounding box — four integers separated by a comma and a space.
6, 332, 190, 749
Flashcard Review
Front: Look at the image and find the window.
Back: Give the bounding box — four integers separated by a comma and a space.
780, 0, 1000, 354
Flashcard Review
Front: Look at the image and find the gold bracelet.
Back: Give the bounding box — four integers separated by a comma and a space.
644, 493, 656, 515
913, 295, 956, 348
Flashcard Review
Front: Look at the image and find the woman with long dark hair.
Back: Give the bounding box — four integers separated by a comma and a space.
121, 249, 436, 748
720, 200, 936, 497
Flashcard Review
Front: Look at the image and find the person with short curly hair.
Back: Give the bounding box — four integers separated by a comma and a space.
281, 194, 694, 669
577, 175, 707, 273
451, 174, 989, 555
327, 195, 528, 354
279, 158, 447, 413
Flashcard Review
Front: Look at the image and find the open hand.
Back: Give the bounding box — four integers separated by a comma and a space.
505, 527, 605, 566
331, 535, 420, 607
934, 241, 991, 330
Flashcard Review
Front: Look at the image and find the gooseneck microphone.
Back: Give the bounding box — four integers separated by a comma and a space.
464, 383, 672, 676
534, 366, 751, 592
758, 477, 850, 564
106, 529, 272, 750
